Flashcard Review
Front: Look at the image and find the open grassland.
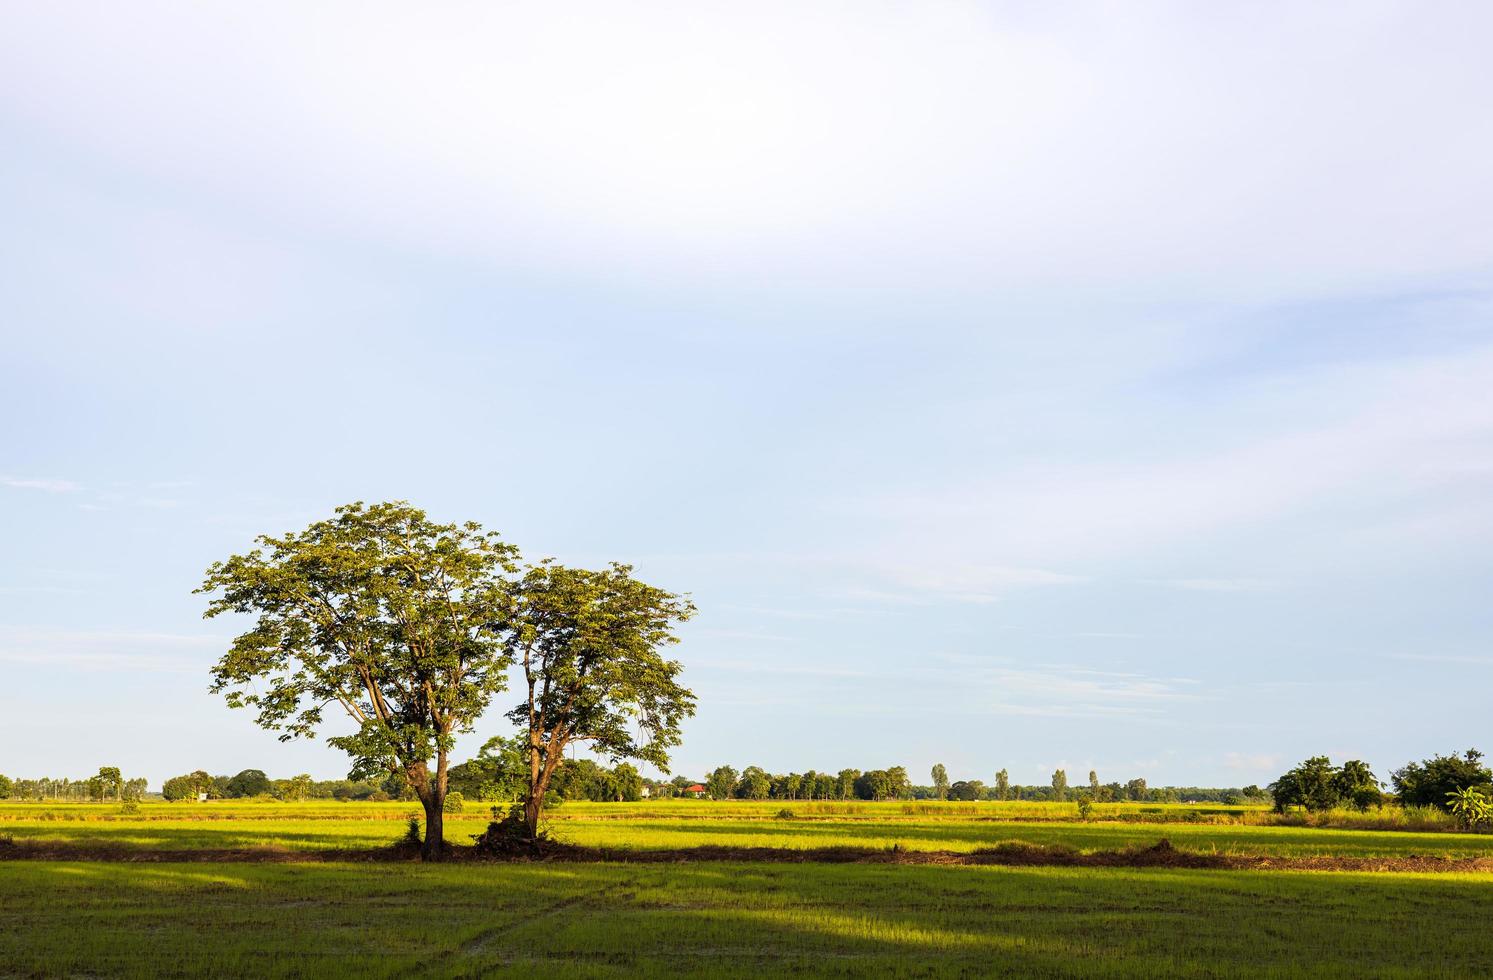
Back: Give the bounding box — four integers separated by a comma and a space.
3, 860, 1491, 978
2, 800, 1489, 859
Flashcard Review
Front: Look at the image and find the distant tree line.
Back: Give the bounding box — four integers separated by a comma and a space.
0, 767, 147, 802
157, 768, 413, 803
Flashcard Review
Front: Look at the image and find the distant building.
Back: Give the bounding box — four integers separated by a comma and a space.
683, 783, 707, 798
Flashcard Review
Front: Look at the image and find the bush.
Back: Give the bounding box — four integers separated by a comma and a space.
118, 801, 140, 816
774, 808, 796, 820
1075, 795, 1094, 821
443, 792, 465, 814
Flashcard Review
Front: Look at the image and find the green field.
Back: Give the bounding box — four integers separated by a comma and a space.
4, 799, 1491, 859
3, 860, 1491, 977
5, 800, 1493, 976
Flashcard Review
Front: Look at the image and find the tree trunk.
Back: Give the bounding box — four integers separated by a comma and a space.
411, 759, 447, 862
421, 794, 445, 861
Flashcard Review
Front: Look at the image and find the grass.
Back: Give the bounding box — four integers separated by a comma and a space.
2, 860, 1491, 977
2, 800, 1488, 859
5, 799, 1492, 976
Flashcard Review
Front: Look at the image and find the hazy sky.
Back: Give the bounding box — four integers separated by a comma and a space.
3, 2, 1491, 789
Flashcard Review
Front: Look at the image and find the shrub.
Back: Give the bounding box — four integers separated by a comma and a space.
118, 801, 140, 816
774, 808, 796, 820
1075, 795, 1095, 821
443, 792, 465, 814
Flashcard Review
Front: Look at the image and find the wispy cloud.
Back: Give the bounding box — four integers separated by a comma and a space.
1389, 653, 1493, 667
1153, 578, 1273, 593
1, 475, 78, 492
1224, 752, 1280, 772
0, 628, 229, 674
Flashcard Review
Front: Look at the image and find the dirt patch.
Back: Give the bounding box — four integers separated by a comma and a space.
1, 836, 1488, 874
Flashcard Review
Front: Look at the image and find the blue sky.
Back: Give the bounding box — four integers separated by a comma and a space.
2, 2, 1491, 789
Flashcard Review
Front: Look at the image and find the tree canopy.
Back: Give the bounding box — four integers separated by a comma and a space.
499, 560, 695, 837
199, 501, 520, 860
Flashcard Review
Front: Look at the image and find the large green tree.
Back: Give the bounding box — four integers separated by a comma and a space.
199, 501, 519, 860
501, 561, 695, 838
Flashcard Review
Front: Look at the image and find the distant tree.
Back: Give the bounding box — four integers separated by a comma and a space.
734, 770, 770, 800
0, 775, 12, 799
1051, 769, 1068, 802
949, 779, 985, 802
612, 763, 644, 802
1334, 760, 1383, 811
931, 764, 949, 801
1125, 778, 1148, 802
276, 773, 313, 802
813, 773, 836, 799
786, 774, 806, 800
994, 769, 1009, 801
670, 775, 696, 795
836, 769, 860, 800
1269, 757, 1341, 812
199, 501, 520, 861
448, 735, 527, 802
162, 770, 214, 802
707, 766, 738, 801
1392, 750, 1492, 811
500, 561, 695, 840
854, 770, 891, 801
1088, 770, 1100, 797
95, 767, 123, 802
226, 769, 271, 798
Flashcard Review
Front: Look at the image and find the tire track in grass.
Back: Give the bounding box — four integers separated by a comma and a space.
452, 874, 642, 973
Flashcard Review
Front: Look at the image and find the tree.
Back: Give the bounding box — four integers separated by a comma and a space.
949, 779, 984, 802
1051, 769, 1068, 802
275, 773, 314, 802
0, 775, 12, 799
1392, 750, 1493, 811
1088, 770, 1100, 797
1334, 760, 1383, 811
225, 769, 271, 798
738, 766, 772, 800
706, 766, 738, 801
1269, 756, 1341, 813
162, 770, 214, 802
612, 763, 644, 802
501, 561, 695, 839
836, 769, 860, 800
931, 763, 949, 801
95, 767, 123, 802
199, 501, 520, 861
448, 735, 526, 802
994, 769, 1009, 801
1125, 778, 1148, 802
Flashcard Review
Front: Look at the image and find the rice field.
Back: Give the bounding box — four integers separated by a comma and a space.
3, 799, 1490, 859
3, 859, 1491, 977
4, 799, 1491, 976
